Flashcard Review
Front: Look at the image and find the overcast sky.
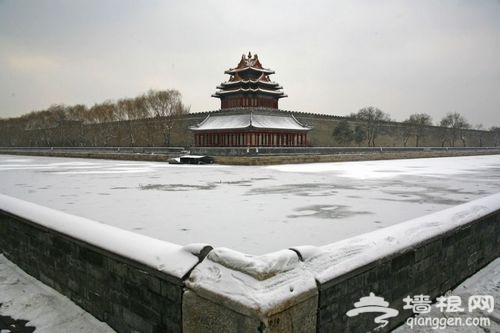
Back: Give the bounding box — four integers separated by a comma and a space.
1, 0, 499, 127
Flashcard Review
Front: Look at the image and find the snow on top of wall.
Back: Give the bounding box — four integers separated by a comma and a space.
185, 192, 500, 315
297, 192, 500, 284
0, 194, 205, 279
186, 247, 317, 317
204, 247, 299, 281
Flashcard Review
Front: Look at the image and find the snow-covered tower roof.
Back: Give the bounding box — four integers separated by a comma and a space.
212, 52, 287, 109
190, 112, 311, 132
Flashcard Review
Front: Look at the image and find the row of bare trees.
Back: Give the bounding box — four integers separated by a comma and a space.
349, 106, 391, 147
334, 106, 493, 147
0, 89, 190, 146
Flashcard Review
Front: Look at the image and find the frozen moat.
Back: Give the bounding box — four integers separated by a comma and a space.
0, 154, 499, 254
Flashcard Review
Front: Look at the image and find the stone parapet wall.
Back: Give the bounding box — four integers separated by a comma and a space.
0, 194, 208, 333
0, 217, 182, 332
0, 193, 499, 332
312, 208, 500, 332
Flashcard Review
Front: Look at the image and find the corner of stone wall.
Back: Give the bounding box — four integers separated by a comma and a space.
181, 247, 319, 333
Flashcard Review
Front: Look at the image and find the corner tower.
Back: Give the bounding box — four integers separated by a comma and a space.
212, 52, 287, 109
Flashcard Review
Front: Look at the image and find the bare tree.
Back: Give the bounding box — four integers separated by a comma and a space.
144, 89, 190, 146
350, 106, 391, 147
86, 101, 118, 124
490, 127, 500, 147
63, 104, 86, 145
0, 88, 190, 147
399, 124, 412, 147
116, 97, 148, 146
404, 113, 432, 147
440, 113, 470, 147
22, 105, 66, 131
38, 104, 70, 145
65, 104, 87, 121
133, 95, 149, 119
472, 124, 485, 147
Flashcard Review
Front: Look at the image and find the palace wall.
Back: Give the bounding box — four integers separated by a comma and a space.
1, 192, 499, 332
0, 109, 496, 148
290, 111, 495, 147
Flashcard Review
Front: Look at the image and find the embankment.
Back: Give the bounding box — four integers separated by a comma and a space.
1, 146, 499, 165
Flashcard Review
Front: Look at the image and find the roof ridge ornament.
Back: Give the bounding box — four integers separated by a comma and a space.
237, 54, 247, 69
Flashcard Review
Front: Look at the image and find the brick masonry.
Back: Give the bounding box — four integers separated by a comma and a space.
315, 211, 500, 332
0, 212, 184, 333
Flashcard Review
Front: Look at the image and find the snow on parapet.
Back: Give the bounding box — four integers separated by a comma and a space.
0, 194, 207, 279
186, 248, 317, 317
206, 247, 299, 280
294, 192, 500, 284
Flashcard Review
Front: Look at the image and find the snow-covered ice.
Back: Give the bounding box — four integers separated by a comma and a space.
0, 254, 115, 333
297, 192, 500, 283
0, 154, 499, 254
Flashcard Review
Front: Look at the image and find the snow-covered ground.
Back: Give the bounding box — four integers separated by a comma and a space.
0, 154, 499, 255
392, 257, 500, 332
0, 254, 114, 333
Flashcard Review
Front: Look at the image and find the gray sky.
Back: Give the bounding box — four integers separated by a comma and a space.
1, 0, 499, 127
